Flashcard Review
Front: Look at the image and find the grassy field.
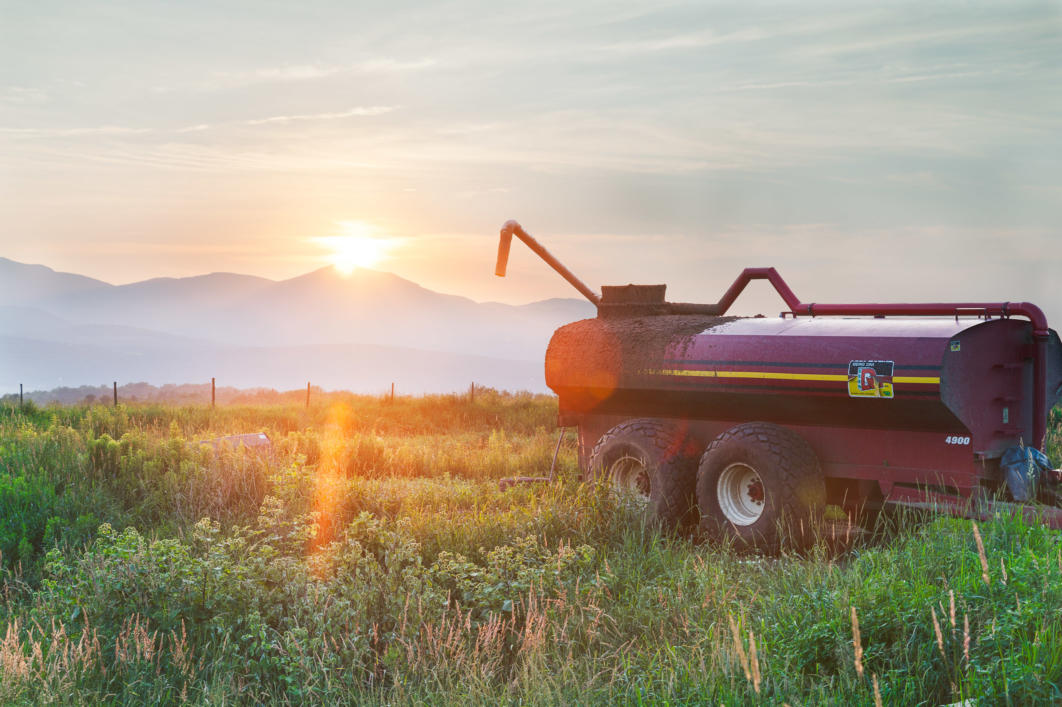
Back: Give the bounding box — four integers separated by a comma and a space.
0, 393, 1060, 705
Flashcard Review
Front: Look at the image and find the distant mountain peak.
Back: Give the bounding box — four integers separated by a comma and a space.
278, 263, 438, 297
0, 256, 109, 282
136, 271, 274, 284
0, 256, 113, 306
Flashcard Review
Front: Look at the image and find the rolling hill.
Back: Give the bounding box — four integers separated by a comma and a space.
0, 259, 595, 394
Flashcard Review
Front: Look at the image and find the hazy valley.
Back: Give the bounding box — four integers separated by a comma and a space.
0, 257, 594, 396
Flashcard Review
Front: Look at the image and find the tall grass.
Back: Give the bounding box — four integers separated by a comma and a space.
0, 396, 1059, 704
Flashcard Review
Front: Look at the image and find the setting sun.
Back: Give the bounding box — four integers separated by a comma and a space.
315, 222, 392, 274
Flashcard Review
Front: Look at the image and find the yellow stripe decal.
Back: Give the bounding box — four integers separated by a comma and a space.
893, 376, 941, 384
648, 369, 939, 385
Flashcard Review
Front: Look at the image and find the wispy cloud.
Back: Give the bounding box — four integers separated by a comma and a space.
248, 64, 342, 81
214, 58, 437, 85
797, 19, 1053, 58
353, 58, 437, 73
2, 106, 397, 140
244, 106, 395, 125
457, 186, 510, 198
0, 125, 152, 137
718, 67, 995, 93
1, 86, 49, 105
601, 27, 770, 54
597, 15, 867, 56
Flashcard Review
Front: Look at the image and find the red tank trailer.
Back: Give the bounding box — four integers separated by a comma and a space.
496, 220, 1062, 550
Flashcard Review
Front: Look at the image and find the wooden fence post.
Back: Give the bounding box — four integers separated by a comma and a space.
212, 377, 216, 408
470, 382, 475, 403
391, 382, 395, 403
113, 381, 118, 407
306, 382, 311, 409
19, 383, 23, 407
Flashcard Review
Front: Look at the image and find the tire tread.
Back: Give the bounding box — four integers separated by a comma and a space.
697, 422, 824, 551
588, 418, 698, 531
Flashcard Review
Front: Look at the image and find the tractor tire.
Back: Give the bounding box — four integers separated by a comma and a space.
697, 422, 825, 553
586, 418, 700, 532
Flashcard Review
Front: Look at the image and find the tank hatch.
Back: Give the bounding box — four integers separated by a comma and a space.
598, 284, 669, 318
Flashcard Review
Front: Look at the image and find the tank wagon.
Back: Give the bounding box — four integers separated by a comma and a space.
496, 220, 1062, 550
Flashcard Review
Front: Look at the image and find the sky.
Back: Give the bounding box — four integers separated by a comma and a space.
2, 1, 1061, 320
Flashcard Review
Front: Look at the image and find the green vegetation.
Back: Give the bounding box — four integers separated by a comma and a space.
0, 393, 1060, 704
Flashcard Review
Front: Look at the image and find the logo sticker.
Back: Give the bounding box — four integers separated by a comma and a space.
949, 340, 961, 352
848, 360, 894, 399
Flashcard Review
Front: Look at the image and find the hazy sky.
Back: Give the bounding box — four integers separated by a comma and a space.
2, 1, 1060, 320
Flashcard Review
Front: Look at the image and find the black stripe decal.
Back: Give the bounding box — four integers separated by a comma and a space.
649, 379, 940, 397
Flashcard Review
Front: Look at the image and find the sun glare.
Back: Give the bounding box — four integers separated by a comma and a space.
315, 222, 392, 275
328, 236, 386, 274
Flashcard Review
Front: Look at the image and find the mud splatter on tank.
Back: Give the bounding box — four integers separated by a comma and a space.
546, 315, 739, 412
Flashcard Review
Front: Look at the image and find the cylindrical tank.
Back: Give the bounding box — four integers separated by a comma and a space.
547, 314, 1062, 466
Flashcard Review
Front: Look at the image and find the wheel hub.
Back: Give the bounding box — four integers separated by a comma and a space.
609, 453, 651, 502
717, 462, 765, 526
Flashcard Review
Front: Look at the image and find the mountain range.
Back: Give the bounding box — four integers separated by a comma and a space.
0, 257, 595, 395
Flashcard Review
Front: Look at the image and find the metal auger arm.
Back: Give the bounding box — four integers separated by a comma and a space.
495, 220, 600, 306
